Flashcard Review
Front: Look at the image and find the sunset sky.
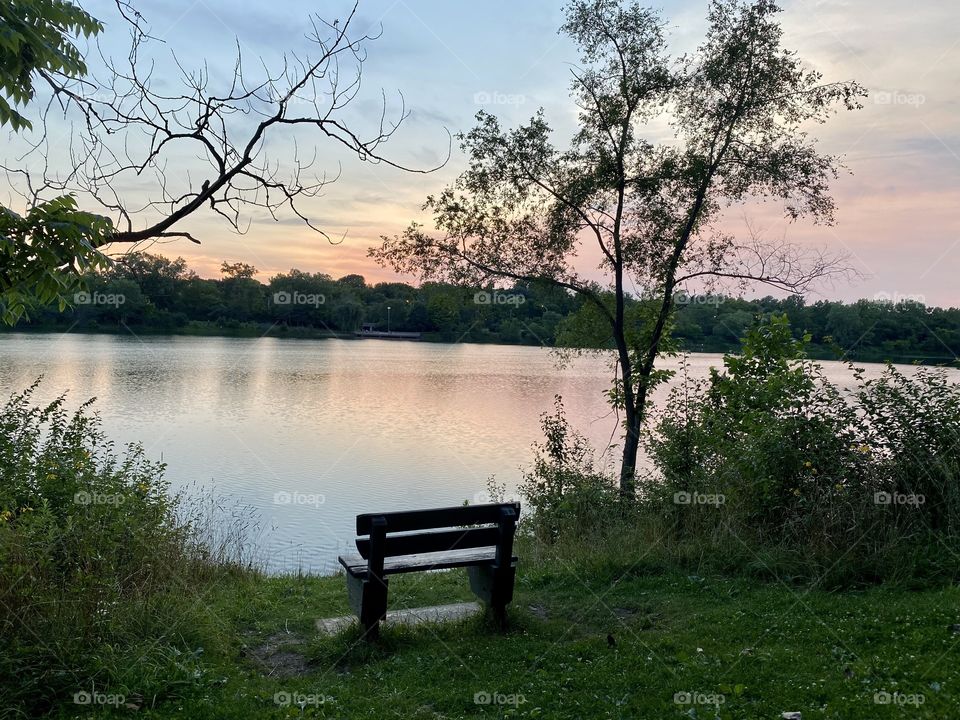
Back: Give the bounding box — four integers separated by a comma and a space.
8, 0, 960, 306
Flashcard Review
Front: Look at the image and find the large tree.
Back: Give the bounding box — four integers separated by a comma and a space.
1, 1, 444, 322
372, 0, 864, 497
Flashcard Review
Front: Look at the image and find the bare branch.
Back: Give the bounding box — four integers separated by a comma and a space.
4, 1, 449, 250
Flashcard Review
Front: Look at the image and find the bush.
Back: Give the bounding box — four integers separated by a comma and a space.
859, 363, 960, 535
643, 315, 960, 583
0, 381, 256, 714
513, 396, 621, 544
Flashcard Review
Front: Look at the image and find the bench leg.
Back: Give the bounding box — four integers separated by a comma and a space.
360, 577, 388, 640
491, 565, 515, 630
468, 564, 516, 630
347, 573, 388, 640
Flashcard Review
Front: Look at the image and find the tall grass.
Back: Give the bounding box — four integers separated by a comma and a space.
515, 317, 960, 587
0, 381, 260, 716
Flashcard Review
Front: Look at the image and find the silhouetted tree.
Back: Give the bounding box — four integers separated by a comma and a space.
374, 0, 864, 496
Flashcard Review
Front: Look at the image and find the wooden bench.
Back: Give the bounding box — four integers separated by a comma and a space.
337, 502, 519, 639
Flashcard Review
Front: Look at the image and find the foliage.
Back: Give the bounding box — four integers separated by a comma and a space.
644, 314, 960, 581
670, 293, 960, 363
6, 252, 581, 344
0, 0, 102, 131
516, 396, 621, 544
7, 251, 960, 363
0, 381, 255, 714
0, 195, 113, 324
0, 1, 110, 327
859, 363, 960, 534
1, 249, 956, 368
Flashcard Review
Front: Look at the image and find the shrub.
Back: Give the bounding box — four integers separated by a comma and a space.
0, 381, 256, 714
515, 396, 621, 544
643, 315, 960, 583
859, 363, 960, 535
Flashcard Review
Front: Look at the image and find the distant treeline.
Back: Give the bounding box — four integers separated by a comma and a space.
7, 254, 959, 363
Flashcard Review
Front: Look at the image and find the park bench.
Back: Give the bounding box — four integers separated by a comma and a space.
337, 502, 519, 638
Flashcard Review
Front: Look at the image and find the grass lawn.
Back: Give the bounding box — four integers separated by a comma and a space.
50, 560, 960, 719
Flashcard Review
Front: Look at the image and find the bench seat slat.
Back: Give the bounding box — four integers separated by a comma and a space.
338, 546, 518, 578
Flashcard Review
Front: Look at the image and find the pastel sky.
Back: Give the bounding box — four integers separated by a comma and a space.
8, 0, 960, 306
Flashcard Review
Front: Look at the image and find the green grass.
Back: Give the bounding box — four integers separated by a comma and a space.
46, 562, 960, 720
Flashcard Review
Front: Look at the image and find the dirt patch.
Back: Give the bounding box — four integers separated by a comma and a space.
245, 632, 310, 679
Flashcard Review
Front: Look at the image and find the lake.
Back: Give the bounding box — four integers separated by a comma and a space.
2, 332, 954, 573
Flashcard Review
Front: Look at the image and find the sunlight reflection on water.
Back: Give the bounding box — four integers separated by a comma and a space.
2, 333, 955, 573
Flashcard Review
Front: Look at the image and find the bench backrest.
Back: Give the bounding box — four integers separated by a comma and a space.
354, 502, 519, 564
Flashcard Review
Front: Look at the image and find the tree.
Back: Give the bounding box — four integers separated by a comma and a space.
109, 253, 188, 312
337, 274, 368, 292
825, 303, 863, 349
219, 262, 258, 282
372, 0, 864, 497
0, 196, 113, 323
2, 1, 445, 322
334, 298, 364, 331
0, 0, 102, 131
0, 2, 110, 323
219, 262, 262, 320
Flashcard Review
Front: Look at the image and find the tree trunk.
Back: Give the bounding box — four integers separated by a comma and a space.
615, 331, 640, 499
619, 407, 641, 499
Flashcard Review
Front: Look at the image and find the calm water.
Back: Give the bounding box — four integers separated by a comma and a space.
2, 332, 954, 573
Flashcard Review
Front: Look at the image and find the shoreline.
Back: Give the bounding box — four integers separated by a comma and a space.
3, 325, 958, 366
